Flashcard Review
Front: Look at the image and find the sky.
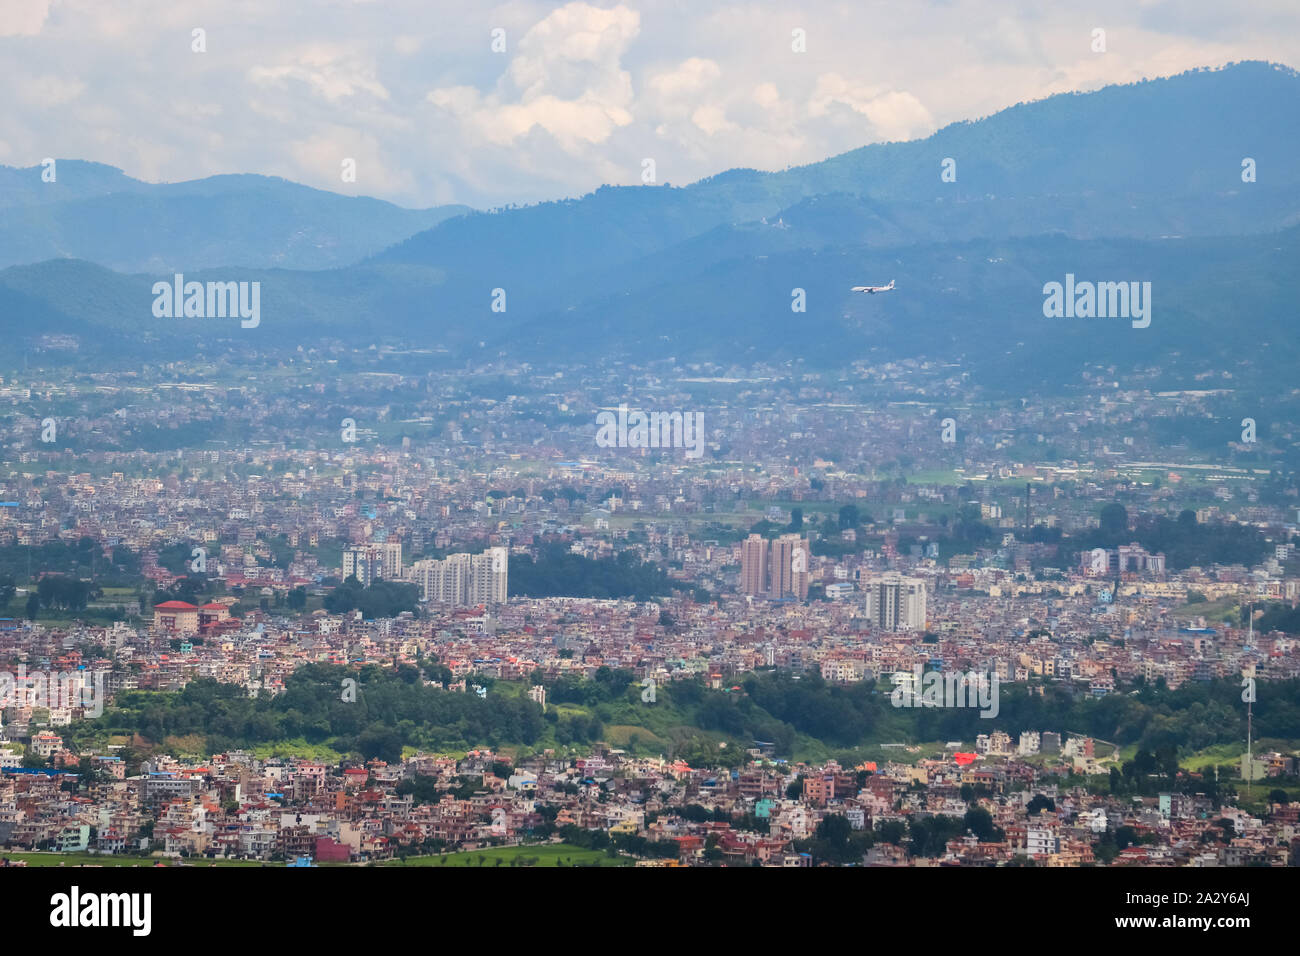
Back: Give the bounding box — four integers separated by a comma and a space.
0, 0, 1297, 209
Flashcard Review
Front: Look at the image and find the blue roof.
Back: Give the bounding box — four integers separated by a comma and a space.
3, 767, 74, 776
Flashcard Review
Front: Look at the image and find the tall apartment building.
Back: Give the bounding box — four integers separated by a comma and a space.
740, 533, 809, 600
740, 534, 768, 596
410, 547, 508, 607
467, 548, 508, 606
342, 547, 377, 587
863, 573, 927, 631
342, 542, 403, 586
378, 542, 403, 579
411, 553, 466, 603
770, 534, 810, 600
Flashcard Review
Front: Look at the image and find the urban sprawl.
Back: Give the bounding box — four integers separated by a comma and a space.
0, 357, 1297, 866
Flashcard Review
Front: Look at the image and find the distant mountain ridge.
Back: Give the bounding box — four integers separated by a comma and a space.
1, 61, 1297, 391
0, 160, 470, 272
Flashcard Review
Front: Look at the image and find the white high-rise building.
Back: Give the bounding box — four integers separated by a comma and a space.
378, 541, 403, 580
342, 542, 402, 586
410, 547, 507, 607
342, 547, 378, 587
411, 553, 468, 604
863, 573, 927, 631
470, 547, 509, 605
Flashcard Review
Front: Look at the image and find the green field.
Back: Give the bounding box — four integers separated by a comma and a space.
1166, 597, 1241, 624
379, 843, 631, 868
245, 739, 347, 762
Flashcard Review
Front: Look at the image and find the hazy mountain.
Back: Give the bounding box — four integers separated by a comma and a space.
6, 222, 1295, 395
0, 161, 470, 271
0, 160, 149, 208
375, 59, 1300, 284
2, 61, 1297, 392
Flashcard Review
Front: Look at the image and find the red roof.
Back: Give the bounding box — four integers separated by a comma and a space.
154, 600, 199, 610
200, 603, 227, 610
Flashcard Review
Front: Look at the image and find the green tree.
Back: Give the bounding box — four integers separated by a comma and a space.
1100, 503, 1128, 537
1026, 794, 1055, 816
964, 806, 996, 842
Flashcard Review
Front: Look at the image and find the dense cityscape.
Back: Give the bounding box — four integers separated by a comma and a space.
2, 20, 1297, 950
0, 355, 1297, 868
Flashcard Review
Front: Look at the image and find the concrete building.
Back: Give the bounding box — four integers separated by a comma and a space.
410, 547, 508, 607
153, 600, 200, 635
740, 534, 768, 596
770, 534, 810, 600
740, 533, 809, 600
342, 542, 403, 586
863, 573, 927, 631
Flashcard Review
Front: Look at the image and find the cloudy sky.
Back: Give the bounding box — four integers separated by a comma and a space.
1, 0, 1297, 208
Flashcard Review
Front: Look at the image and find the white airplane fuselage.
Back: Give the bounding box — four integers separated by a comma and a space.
851, 280, 895, 294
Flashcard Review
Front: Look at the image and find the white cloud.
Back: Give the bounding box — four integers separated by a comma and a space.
15, 73, 86, 107
249, 46, 390, 102
647, 57, 721, 98
393, 35, 422, 55
288, 128, 414, 196
0, 0, 52, 37
809, 76, 936, 141
859, 90, 937, 141
427, 2, 639, 152
691, 104, 736, 136
0, 0, 1294, 207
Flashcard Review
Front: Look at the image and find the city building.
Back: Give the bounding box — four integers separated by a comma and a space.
863, 573, 927, 631
343, 542, 403, 586
410, 548, 508, 607
740, 533, 809, 600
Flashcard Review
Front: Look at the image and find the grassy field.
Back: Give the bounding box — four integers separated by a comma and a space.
602, 724, 668, 750
379, 843, 631, 868
1166, 598, 1241, 624
245, 739, 347, 762
1174, 738, 1300, 771
486, 679, 741, 761
0, 592, 137, 627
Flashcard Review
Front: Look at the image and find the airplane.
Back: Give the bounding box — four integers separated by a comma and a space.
851, 279, 895, 294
